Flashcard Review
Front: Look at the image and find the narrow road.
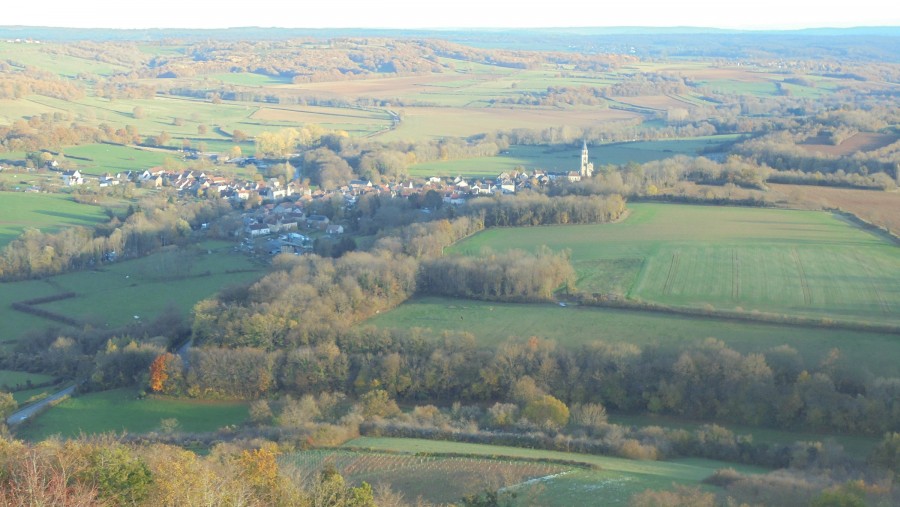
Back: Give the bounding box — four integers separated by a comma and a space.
6, 385, 75, 426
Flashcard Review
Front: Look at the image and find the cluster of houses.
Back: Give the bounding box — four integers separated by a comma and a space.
59, 143, 599, 250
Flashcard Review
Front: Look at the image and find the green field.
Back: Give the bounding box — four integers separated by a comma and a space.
365, 296, 900, 377
339, 437, 765, 506
59, 143, 180, 176
15, 388, 249, 441
408, 137, 737, 178
0, 191, 109, 246
449, 203, 900, 325
38, 243, 263, 329
0, 241, 263, 343
0, 369, 54, 390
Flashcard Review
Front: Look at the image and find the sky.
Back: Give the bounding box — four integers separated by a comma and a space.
5, 0, 897, 30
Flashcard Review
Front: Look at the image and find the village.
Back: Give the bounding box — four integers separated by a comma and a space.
52, 142, 597, 256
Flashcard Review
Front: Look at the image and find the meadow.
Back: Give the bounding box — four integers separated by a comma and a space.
14, 387, 249, 441
448, 203, 900, 325
336, 437, 765, 506
0, 240, 263, 343
0, 191, 109, 246
365, 296, 900, 377
407, 136, 737, 178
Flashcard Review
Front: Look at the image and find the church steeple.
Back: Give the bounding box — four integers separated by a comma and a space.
580, 140, 593, 178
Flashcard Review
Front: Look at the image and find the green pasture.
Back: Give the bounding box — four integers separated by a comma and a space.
60, 143, 178, 175
40, 244, 263, 329
0, 279, 63, 345
365, 296, 900, 377
15, 388, 249, 441
0, 191, 108, 246
343, 437, 765, 506
0, 370, 54, 390
449, 203, 900, 325
696, 79, 779, 97
408, 136, 738, 178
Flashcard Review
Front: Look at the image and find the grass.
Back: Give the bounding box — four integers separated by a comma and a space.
448, 203, 900, 325
0, 191, 109, 246
59, 143, 179, 176
0, 241, 263, 344
365, 296, 900, 377
0, 370, 54, 390
39, 243, 263, 329
408, 137, 737, 178
342, 437, 766, 506
15, 388, 249, 441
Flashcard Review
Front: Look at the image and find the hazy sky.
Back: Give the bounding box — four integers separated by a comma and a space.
7, 0, 896, 30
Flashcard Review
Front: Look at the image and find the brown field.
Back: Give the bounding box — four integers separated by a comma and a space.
385, 105, 641, 140
251, 106, 386, 125
769, 183, 900, 234
800, 132, 899, 156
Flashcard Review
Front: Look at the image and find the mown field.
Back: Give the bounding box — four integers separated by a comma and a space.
14, 388, 249, 441
448, 203, 900, 325
0, 191, 109, 247
408, 136, 737, 177
333, 437, 765, 506
365, 296, 900, 377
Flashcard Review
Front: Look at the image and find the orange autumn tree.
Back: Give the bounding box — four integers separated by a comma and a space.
148, 353, 181, 394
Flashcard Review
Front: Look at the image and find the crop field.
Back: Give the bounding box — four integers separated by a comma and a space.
768, 183, 900, 234
798, 132, 899, 156
365, 296, 900, 377
14, 388, 249, 441
408, 136, 736, 177
339, 437, 765, 506
282, 448, 569, 504
0, 191, 109, 246
448, 203, 900, 325
208, 72, 294, 86
250, 106, 391, 136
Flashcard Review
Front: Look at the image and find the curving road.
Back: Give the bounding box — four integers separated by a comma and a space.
6, 385, 75, 426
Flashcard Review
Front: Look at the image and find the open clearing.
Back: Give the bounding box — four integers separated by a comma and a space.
448, 203, 900, 325
0, 191, 109, 247
340, 437, 765, 506
14, 387, 249, 441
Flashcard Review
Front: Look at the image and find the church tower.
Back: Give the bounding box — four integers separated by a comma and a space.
580, 140, 594, 178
